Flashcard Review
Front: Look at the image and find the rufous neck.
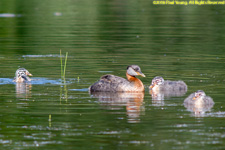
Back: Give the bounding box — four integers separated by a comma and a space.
126, 72, 144, 92
126, 72, 137, 82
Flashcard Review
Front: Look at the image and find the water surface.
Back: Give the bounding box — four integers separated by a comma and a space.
0, 0, 225, 149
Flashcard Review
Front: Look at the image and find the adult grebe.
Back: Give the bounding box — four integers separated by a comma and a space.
13, 68, 33, 83
149, 76, 187, 92
89, 65, 146, 92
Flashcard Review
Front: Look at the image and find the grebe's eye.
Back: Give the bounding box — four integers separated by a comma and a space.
133, 67, 139, 72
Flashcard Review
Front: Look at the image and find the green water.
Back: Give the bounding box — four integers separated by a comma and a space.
0, 0, 225, 149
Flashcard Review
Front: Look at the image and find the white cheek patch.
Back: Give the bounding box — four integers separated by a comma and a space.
156, 80, 162, 85
127, 67, 138, 76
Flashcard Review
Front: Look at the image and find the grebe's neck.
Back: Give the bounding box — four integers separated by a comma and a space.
126, 72, 144, 92
151, 84, 160, 92
126, 72, 137, 82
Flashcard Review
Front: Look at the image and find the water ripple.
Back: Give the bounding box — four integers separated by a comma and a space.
0, 13, 21, 17
0, 78, 73, 85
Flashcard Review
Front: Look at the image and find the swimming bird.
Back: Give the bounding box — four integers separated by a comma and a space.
13, 68, 32, 83
184, 90, 214, 115
149, 76, 187, 92
184, 90, 214, 107
89, 65, 145, 92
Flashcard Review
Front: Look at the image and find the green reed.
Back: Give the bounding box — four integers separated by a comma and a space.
60, 49, 68, 102
60, 49, 68, 83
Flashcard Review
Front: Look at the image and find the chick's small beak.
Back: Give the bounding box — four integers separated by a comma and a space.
26, 72, 33, 76
193, 96, 197, 100
149, 83, 156, 89
137, 71, 146, 77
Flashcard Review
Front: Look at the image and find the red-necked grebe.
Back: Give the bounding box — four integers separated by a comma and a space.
89, 65, 145, 92
149, 76, 187, 92
184, 90, 214, 106
13, 68, 32, 83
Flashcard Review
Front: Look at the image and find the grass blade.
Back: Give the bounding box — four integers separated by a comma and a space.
63, 52, 68, 83
60, 49, 63, 81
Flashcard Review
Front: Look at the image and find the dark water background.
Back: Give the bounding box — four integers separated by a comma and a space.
0, 0, 225, 149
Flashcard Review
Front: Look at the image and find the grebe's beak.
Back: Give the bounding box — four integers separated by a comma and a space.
149, 85, 153, 89
26, 72, 33, 76
193, 96, 197, 100
137, 71, 146, 77
149, 83, 155, 89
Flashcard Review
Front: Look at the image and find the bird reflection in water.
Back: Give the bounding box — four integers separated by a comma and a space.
184, 90, 214, 116
149, 76, 187, 106
13, 68, 33, 99
15, 82, 32, 98
90, 92, 144, 123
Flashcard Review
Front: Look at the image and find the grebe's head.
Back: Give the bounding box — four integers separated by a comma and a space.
193, 90, 206, 100
126, 65, 145, 77
15, 68, 32, 82
149, 76, 164, 89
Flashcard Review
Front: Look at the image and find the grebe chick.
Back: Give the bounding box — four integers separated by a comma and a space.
13, 68, 33, 83
149, 76, 187, 92
89, 65, 146, 92
184, 90, 214, 107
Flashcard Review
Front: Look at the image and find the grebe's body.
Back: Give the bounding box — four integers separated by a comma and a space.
89, 65, 145, 92
13, 68, 33, 83
184, 90, 214, 115
149, 76, 187, 93
184, 90, 214, 107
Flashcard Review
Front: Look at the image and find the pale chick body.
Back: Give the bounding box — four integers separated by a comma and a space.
184, 90, 214, 115
13, 68, 33, 83
149, 76, 187, 97
184, 90, 214, 108
89, 65, 145, 92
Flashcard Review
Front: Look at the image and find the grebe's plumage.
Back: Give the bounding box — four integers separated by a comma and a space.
13, 68, 32, 83
184, 90, 214, 115
149, 76, 187, 92
184, 90, 214, 106
89, 65, 145, 92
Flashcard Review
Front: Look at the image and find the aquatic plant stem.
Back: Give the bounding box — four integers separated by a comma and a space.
49, 114, 52, 127
59, 50, 68, 103
60, 49, 63, 81
63, 52, 68, 83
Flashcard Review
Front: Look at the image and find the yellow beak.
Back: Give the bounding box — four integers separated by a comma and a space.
137, 72, 146, 77
26, 72, 33, 76
149, 83, 156, 89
